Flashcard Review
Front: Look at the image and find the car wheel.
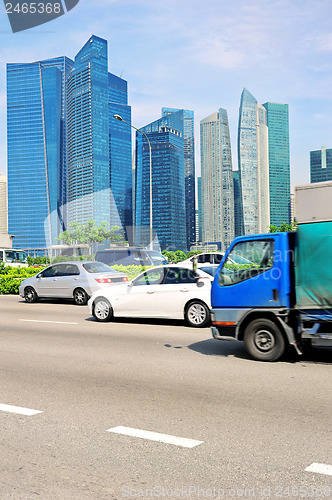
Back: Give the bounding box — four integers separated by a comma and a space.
244, 318, 286, 361
24, 286, 38, 303
185, 301, 210, 328
73, 288, 89, 306
93, 297, 113, 322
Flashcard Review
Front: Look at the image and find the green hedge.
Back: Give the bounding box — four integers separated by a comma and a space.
27, 255, 95, 266
0, 266, 44, 295
111, 264, 152, 280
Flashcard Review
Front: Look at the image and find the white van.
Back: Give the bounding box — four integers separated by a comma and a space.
0, 248, 28, 267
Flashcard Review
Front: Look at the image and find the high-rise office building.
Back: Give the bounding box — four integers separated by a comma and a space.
135, 118, 186, 251
197, 176, 202, 243
109, 74, 132, 231
7, 35, 132, 251
7, 56, 72, 249
238, 88, 270, 235
200, 108, 235, 250
310, 147, 332, 183
67, 35, 132, 233
0, 174, 7, 234
162, 108, 196, 249
233, 170, 243, 237
290, 193, 295, 223
263, 102, 290, 226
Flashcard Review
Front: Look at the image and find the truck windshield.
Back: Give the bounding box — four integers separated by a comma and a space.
218, 240, 274, 286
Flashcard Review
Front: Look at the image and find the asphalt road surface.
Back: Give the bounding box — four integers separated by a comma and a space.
0, 295, 331, 499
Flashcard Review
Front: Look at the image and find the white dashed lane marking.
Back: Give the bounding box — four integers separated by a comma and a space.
0, 404, 43, 416
19, 319, 78, 325
107, 426, 203, 448
305, 463, 332, 476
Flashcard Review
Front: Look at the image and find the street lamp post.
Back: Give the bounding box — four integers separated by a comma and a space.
114, 114, 153, 250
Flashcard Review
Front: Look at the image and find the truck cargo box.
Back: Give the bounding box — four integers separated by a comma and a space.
295, 181, 332, 224
295, 221, 332, 309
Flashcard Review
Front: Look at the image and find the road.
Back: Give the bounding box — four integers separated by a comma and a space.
0, 295, 331, 499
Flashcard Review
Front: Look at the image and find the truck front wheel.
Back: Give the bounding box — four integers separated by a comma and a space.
244, 318, 286, 361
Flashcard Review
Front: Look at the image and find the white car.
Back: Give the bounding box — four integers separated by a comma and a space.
19, 261, 128, 305
88, 264, 213, 327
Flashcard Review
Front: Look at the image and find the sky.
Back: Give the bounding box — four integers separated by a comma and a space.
0, 0, 332, 190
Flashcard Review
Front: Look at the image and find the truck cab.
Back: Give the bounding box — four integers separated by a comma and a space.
210, 231, 298, 361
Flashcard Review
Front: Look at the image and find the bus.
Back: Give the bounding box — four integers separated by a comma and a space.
0, 248, 28, 267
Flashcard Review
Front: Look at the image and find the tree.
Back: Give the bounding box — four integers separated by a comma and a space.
162, 250, 187, 263
58, 220, 125, 251
268, 221, 297, 233
186, 250, 203, 259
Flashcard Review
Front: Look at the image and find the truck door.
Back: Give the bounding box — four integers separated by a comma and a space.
212, 237, 284, 308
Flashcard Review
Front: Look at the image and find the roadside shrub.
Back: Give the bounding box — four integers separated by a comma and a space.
112, 264, 153, 280
0, 266, 45, 294
2, 266, 44, 277
27, 255, 95, 266
27, 256, 50, 266
52, 255, 95, 263
0, 276, 24, 294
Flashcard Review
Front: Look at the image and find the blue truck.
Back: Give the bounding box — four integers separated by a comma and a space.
210, 182, 332, 361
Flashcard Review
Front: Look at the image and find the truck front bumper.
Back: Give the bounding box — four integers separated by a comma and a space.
210, 308, 249, 341
211, 326, 237, 341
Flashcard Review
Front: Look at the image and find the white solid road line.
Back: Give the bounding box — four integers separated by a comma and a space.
107, 426, 203, 448
19, 319, 78, 325
305, 463, 332, 476
0, 404, 43, 416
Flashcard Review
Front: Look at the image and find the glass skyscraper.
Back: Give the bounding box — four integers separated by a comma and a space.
238, 88, 270, 235
310, 147, 332, 183
263, 102, 291, 226
109, 74, 132, 231
162, 108, 196, 250
67, 35, 132, 233
197, 176, 202, 243
7, 56, 73, 249
135, 118, 186, 251
232, 170, 243, 237
7, 35, 132, 251
200, 108, 235, 250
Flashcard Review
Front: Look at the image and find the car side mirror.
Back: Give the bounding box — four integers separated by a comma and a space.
196, 279, 205, 288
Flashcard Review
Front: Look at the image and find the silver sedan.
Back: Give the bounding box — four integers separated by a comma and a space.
19, 261, 128, 305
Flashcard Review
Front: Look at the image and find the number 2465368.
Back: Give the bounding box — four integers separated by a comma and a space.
6, 3, 62, 14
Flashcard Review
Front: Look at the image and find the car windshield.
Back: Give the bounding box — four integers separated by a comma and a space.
199, 266, 219, 276
83, 262, 117, 274
148, 251, 168, 264
229, 254, 252, 265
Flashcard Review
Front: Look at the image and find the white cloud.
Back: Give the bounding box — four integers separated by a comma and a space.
191, 37, 245, 69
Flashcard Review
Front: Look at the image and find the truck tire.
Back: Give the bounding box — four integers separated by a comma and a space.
244, 318, 286, 361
